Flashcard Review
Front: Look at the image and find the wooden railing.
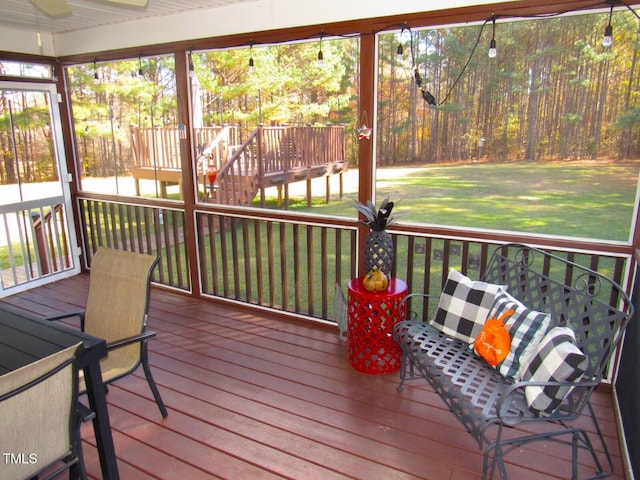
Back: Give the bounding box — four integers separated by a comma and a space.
214, 129, 261, 206
131, 125, 344, 174
131, 125, 346, 204
131, 126, 230, 170
210, 125, 347, 207
1, 198, 74, 291
259, 125, 346, 174
75, 195, 633, 325
78, 198, 191, 291
31, 203, 70, 275
196, 210, 357, 316
130, 127, 180, 170
194, 126, 238, 161
196, 126, 236, 172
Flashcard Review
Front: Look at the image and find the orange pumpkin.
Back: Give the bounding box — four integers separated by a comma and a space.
363, 269, 389, 292
474, 309, 515, 366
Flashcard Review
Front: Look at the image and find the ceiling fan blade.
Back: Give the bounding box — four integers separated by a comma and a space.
31, 0, 72, 18
104, 0, 149, 6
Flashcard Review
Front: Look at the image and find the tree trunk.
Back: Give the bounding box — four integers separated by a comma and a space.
525, 55, 541, 161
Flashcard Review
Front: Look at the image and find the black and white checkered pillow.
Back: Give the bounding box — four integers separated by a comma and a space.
519, 327, 588, 417
481, 289, 551, 380
430, 269, 502, 344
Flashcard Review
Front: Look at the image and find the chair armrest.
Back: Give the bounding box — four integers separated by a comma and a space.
77, 401, 95, 423
45, 310, 86, 330
106, 330, 157, 350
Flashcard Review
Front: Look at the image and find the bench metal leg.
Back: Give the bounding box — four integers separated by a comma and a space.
397, 352, 408, 391
483, 425, 612, 480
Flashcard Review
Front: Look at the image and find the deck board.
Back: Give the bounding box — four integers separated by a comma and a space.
0, 274, 628, 480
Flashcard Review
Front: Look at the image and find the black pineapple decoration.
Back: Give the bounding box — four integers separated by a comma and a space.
355, 198, 397, 277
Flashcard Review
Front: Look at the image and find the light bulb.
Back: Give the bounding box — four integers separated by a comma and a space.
396, 44, 403, 62
248, 43, 255, 73
317, 34, 324, 66
488, 39, 497, 58
603, 24, 613, 47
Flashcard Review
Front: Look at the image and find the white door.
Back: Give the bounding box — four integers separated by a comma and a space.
0, 82, 80, 297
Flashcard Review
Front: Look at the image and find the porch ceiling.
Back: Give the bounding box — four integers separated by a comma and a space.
0, 0, 254, 34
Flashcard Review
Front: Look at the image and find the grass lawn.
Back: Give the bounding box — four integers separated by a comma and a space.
2, 159, 638, 271
278, 159, 639, 242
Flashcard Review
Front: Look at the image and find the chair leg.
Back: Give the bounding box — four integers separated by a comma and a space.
75, 401, 95, 480
69, 459, 82, 480
141, 341, 168, 418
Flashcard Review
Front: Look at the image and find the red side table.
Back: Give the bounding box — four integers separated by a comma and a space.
347, 277, 408, 374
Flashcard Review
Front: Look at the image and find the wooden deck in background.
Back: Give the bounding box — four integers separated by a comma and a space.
1, 274, 628, 480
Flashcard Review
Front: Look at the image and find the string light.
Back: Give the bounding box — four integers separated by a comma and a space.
93, 59, 99, 83
226, 2, 640, 108
488, 16, 497, 58
138, 55, 144, 77
603, 2, 615, 47
317, 35, 324, 66
396, 25, 405, 62
248, 44, 255, 73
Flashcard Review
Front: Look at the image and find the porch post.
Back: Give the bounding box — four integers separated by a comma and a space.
175, 48, 202, 297
357, 32, 376, 277
56, 63, 88, 270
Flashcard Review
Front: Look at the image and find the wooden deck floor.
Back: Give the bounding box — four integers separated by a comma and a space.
1, 274, 628, 480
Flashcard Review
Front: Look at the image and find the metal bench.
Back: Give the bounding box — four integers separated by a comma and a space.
393, 243, 633, 480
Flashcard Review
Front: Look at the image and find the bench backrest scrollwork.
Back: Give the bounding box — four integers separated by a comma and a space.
482, 243, 633, 380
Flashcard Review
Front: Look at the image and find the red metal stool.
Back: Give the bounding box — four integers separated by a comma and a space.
347, 277, 408, 374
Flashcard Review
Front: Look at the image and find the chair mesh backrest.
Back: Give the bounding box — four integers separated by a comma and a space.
0, 343, 80, 480
85, 247, 158, 379
482, 244, 632, 378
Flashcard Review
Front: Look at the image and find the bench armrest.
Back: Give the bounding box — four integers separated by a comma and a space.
400, 293, 440, 321
497, 377, 600, 425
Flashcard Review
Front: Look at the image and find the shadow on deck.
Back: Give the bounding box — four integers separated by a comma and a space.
0, 275, 627, 480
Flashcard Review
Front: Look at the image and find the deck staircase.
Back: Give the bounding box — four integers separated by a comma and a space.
199, 128, 260, 206
199, 125, 347, 207
217, 142, 260, 207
